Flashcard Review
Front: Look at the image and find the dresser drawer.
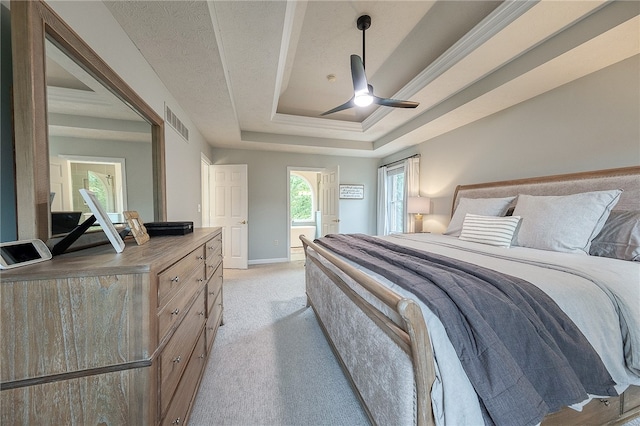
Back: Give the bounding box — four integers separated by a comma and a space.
158, 265, 206, 342
161, 330, 207, 426
205, 235, 223, 280
205, 234, 222, 260
207, 264, 223, 316
158, 246, 205, 307
159, 287, 206, 416
206, 291, 223, 352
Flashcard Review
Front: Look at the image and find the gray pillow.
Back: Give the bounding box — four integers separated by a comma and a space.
444, 196, 515, 237
590, 211, 640, 261
512, 190, 622, 254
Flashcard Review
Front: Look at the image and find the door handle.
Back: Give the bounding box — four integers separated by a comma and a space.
332, 219, 340, 223
239, 220, 247, 224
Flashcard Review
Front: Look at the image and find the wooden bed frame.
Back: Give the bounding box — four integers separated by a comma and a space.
301, 166, 640, 426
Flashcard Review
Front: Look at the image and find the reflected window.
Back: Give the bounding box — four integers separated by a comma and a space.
87, 171, 114, 211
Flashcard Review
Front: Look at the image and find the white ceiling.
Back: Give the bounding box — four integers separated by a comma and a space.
99, 0, 638, 158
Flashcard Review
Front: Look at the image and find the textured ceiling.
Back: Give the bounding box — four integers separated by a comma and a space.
91, 1, 640, 158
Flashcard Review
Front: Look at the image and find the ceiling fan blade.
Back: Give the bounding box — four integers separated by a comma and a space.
350, 55, 368, 95
373, 96, 419, 109
320, 98, 355, 116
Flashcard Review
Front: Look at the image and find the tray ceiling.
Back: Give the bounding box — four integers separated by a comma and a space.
101, 0, 639, 158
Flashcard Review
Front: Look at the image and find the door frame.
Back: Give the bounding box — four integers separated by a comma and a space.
54, 154, 128, 214
201, 153, 211, 227
286, 166, 331, 261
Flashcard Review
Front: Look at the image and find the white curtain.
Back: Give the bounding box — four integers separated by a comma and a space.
403, 157, 420, 233
376, 166, 388, 236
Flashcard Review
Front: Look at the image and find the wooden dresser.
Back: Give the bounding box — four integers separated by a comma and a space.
0, 227, 223, 425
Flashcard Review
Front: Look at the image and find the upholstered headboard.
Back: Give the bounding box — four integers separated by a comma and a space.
451, 166, 640, 215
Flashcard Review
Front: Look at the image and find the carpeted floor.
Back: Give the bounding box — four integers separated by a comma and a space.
188, 261, 370, 426
188, 261, 640, 426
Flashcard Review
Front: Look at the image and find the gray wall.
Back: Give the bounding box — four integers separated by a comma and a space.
381, 55, 640, 233
1, 4, 16, 242
211, 149, 378, 262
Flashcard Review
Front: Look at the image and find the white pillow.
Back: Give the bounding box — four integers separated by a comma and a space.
459, 214, 522, 248
444, 196, 515, 237
512, 190, 622, 254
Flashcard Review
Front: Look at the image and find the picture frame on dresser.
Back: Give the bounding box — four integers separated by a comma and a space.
79, 189, 125, 253
124, 211, 150, 245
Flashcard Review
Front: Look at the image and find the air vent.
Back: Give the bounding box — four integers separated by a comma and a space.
165, 104, 189, 142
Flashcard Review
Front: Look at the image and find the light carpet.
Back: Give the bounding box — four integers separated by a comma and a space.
189, 261, 640, 426
189, 260, 369, 426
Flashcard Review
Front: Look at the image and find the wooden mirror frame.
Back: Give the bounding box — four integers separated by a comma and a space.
11, 0, 166, 241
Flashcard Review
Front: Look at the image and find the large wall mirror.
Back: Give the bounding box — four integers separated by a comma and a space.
11, 0, 166, 242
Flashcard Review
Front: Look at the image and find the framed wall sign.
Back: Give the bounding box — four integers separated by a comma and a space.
124, 211, 150, 245
339, 184, 364, 199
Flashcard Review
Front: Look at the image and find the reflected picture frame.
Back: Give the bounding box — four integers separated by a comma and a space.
124, 211, 150, 245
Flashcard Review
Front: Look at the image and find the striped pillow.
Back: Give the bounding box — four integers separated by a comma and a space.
459, 214, 521, 248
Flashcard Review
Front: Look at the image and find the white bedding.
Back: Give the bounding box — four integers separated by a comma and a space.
320, 233, 640, 425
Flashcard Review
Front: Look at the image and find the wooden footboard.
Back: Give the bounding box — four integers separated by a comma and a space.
301, 235, 436, 426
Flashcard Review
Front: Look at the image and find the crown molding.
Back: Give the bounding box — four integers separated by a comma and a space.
271, 112, 364, 132
362, 0, 538, 131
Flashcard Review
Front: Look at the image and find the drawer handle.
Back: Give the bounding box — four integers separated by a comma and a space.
197, 255, 204, 260
199, 353, 205, 359
199, 311, 205, 316
198, 278, 204, 283
209, 291, 215, 295
171, 276, 179, 283
172, 417, 181, 425
173, 355, 181, 363
600, 399, 610, 406
171, 308, 180, 315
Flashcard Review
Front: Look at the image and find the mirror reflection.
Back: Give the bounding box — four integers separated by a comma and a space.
45, 38, 154, 234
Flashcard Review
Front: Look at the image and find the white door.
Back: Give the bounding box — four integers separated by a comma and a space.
209, 164, 248, 269
201, 155, 211, 227
319, 166, 339, 236
49, 156, 72, 211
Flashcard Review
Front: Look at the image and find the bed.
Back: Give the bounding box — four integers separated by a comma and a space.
301, 166, 640, 426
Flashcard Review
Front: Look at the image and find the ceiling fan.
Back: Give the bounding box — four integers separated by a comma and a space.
321, 14, 419, 116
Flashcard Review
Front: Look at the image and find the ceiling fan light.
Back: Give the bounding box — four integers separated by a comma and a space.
354, 94, 373, 107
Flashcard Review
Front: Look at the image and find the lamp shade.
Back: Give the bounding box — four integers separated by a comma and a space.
407, 196, 431, 214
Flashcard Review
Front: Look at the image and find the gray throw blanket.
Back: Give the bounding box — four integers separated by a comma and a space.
314, 234, 617, 426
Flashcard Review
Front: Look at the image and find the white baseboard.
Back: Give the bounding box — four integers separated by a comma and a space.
248, 257, 289, 265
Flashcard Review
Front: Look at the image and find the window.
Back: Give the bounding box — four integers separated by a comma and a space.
378, 156, 419, 236
290, 174, 314, 221
87, 171, 113, 211
386, 165, 405, 233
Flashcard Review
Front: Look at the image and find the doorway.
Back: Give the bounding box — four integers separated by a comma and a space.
50, 155, 127, 222
287, 166, 339, 261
